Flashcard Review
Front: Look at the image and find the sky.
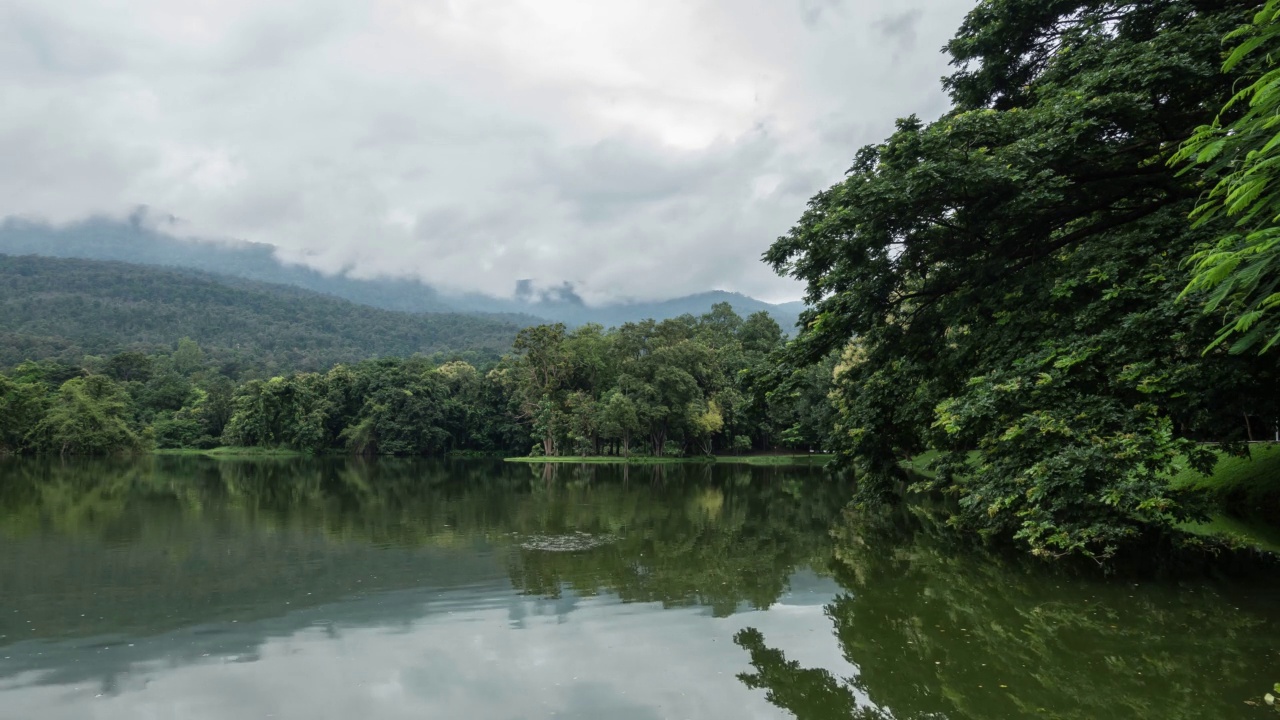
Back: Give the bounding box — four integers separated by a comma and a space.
1, 0, 978, 304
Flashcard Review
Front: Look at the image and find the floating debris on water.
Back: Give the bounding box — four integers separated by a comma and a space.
519, 531, 617, 553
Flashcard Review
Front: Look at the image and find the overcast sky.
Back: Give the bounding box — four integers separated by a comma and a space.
2, 0, 977, 303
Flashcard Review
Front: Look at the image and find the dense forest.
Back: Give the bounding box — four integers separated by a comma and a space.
767, 0, 1280, 559
0, 254, 523, 372
0, 304, 831, 459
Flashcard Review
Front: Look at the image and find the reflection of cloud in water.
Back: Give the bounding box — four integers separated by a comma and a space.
0, 575, 848, 720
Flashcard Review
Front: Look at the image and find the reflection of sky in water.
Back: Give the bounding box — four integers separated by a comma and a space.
0, 571, 849, 720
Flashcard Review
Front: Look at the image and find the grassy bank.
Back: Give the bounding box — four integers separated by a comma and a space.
505, 454, 834, 466
715, 454, 833, 466
1170, 444, 1280, 511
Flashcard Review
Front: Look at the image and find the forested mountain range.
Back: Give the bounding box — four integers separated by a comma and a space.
0, 254, 521, 373
0, 218, 804, 330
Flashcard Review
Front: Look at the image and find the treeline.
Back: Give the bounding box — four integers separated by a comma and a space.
0, 304, 832, 458
0, 343, 521, 457
499, 304, 832, 457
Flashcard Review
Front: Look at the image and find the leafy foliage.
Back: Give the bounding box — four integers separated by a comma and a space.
1174, 0, 1280, 353
766, 0, 1280, 558
26, 376, 147, 456
498, 304, 834, 458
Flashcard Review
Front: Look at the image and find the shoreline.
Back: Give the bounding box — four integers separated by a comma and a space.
504, 454, 834, 466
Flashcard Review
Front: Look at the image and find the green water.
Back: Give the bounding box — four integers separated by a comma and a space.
0, 457, 1275, 719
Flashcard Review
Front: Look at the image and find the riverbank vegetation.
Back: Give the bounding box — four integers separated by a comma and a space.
766, 0, 1280, 559
504, 454, 833, 466
0, 304, 834, 460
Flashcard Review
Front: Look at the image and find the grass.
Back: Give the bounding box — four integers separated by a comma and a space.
504, 454, 834, 466
1178, 514, 1280, 555
714, 454, 834, 466
505, 455, 695, 464
1171, 444, 1280, 552
1169, 443, 1280, 505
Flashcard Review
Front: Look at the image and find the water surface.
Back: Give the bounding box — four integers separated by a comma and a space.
0, 457, 1275, 719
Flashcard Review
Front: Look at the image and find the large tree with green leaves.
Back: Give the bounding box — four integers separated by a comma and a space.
1174, 0, 1280, 353
0, 374, 45, 454
27, 375, 147, 456
767, 0, 1280, 558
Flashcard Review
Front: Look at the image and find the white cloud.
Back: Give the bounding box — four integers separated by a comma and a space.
0, 0, 977, 303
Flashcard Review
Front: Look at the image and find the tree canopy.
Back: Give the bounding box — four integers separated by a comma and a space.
767, 0, 1280, 558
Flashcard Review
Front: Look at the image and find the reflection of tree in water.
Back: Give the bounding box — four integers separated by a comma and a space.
0, 457, 850, 640
736, 626, 883, 720
504, 462, 849, 616
734, 504, 1280, 720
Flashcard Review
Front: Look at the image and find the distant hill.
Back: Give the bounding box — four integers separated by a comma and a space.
0, 216, 461, 313
0, 254, 521, 373
0, 218, 804, 330
456, 285, 806, 330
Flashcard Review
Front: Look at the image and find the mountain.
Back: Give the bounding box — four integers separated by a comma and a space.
0, 218, 804, 330
0, 216, 461, 313
0, 254, 521, 372
457, 284, 806, 330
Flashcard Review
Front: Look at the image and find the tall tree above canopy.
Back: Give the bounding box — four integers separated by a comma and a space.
767, 0, 1278, 558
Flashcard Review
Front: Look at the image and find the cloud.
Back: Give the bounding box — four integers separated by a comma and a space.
798, 0, 845, 28
0, 0, 977, 303
873, 9, 927, 53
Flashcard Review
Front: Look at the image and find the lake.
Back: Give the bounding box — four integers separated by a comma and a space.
0, 456, 1276, 719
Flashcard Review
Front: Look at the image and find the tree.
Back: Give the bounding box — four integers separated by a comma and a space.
339, 373, 449, 456
133, 370, 194, 416
564, 391, 601, 456
690, 399, 725, 456
10, 360, 84, 387
103, 351, 154, 383
0, 375, 45, 454
765, 0, 1274, 558
599, 390, 641, 456
739, 311, 783, 355
699, 302, 745, 344
1174, 0, 1280, 353
28, 376, 146, 456
171, 337, 206, 375
221, 374, 330, 452
508, 324, 572, 456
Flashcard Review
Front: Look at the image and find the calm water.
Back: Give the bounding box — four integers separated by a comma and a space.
0, 457, 1276, 720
